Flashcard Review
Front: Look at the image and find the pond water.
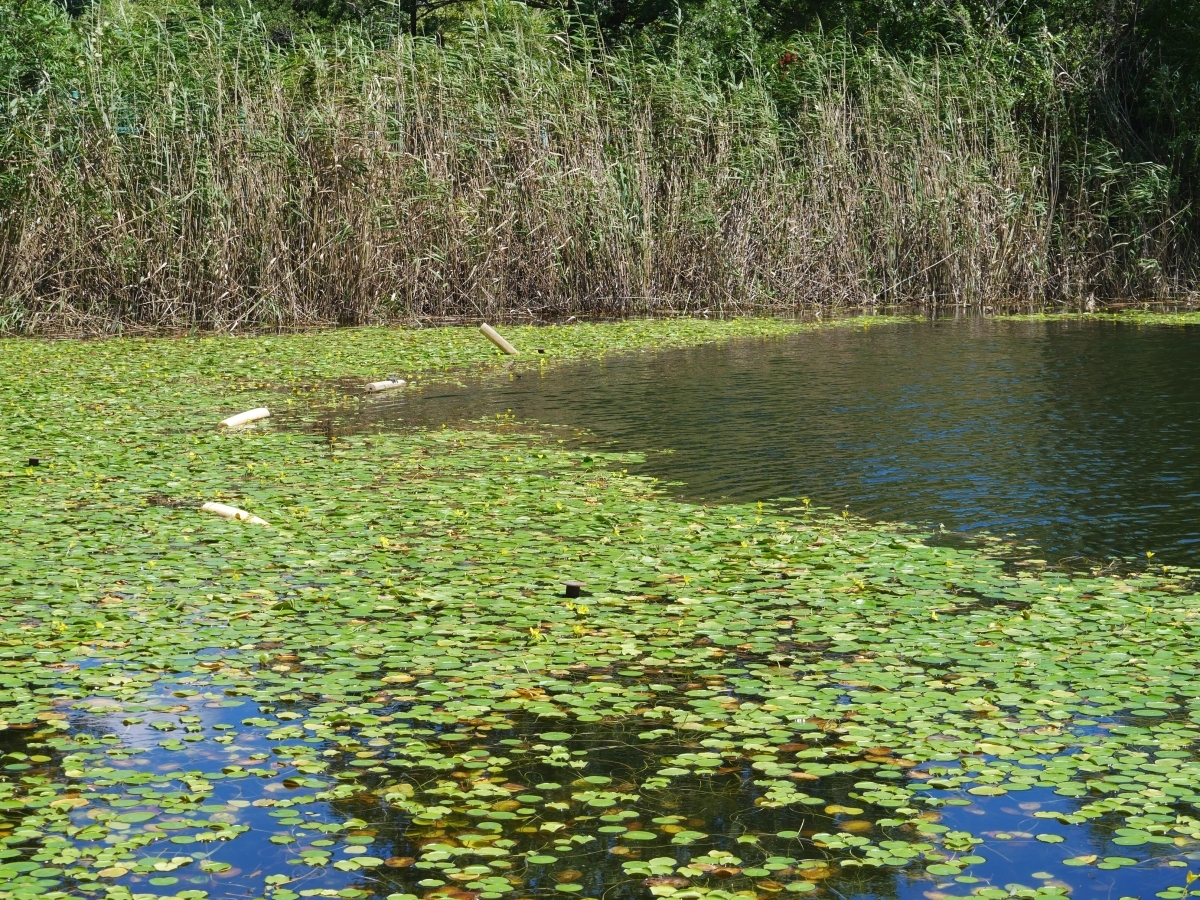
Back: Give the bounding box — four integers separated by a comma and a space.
16, 642, 1200, 900
10, 318, 1200, 900
323, 318, 1200, 565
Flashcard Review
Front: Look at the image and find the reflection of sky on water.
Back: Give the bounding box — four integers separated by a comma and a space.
57, 686, 366, 896
40, 680, 1193, 900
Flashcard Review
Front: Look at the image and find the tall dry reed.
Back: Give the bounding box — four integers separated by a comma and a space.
0, 2, 1188, 333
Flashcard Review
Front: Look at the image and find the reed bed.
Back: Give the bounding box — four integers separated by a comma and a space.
0, 2, 1190, 333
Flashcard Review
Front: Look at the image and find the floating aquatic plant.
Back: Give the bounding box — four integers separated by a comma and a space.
2, 319, 1200, 900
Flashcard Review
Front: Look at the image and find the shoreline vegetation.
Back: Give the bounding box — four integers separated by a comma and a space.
3, 0, 1200, 334
5, 319, 1200, 899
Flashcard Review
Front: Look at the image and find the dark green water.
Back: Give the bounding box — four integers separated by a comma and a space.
332, 318, 1200, 565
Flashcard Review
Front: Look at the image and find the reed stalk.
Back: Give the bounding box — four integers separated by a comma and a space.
0, 1, 1189, 333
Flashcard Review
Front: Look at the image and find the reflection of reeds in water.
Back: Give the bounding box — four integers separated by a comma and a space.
0, 5, 1186, 333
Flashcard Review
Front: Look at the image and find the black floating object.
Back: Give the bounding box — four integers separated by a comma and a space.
27, 458, 40, 467
537, 348, 546, 354
562, 580, 585, 599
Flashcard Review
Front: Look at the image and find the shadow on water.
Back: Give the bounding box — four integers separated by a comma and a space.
286, 318, 1200, 567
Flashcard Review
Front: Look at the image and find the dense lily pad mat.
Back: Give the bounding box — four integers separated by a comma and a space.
3, 319, 1200, 900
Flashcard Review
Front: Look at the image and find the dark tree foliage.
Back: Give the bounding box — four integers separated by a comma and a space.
1116, 0, 1200, 185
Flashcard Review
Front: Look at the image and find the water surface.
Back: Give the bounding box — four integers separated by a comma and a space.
9, 318, 1200, 900
331, 318, 1200, 564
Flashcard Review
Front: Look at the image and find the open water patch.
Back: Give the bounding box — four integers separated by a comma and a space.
292, 318, 1200, 567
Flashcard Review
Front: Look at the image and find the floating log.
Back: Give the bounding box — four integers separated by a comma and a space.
219, 407, 270, 428
366, 377, 406, 393
200, 501, 268, 526
480, 323, 519, 356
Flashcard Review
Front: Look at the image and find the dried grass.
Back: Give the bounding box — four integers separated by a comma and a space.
0, 3, 1188, 333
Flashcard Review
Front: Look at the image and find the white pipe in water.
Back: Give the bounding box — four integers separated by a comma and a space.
366, 378, 406, 393
219, 407, 270, 428
201, 502, 269, 526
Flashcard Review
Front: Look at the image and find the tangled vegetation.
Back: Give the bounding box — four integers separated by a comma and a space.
1, 0, 1197, 332
5, 319, 1200, 900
